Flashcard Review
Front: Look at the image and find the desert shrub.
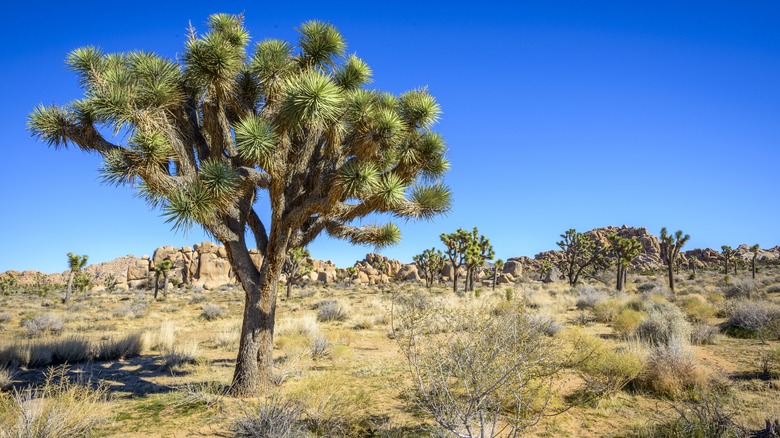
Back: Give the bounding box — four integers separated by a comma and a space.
690, 323, 719, 346
230, 396, 309, 438
640, 339, 708, 398
0, 312, 11, 324
0, 366, 107, 437
310, 335, 330, 361
724, 278, 760, 299
631, 393, 746, 437
724, 299, 780, 341
398, 301, 569, 436
316, 301, 349, 322
111, 302, 146, 319
49, 337, 92, 365
0, 366, 15, 390
289, 372, 373, 438
613, 308, 646, 338
767, 284, 780, 294
575, 285, 608, 310
189, 293, 207, 304
95, 332, 144, 361
575, 338, 645, 399
21, 313, 64, 337
529, 313, 563, 337
636, 304, 692, 347
162, 341, 199, 369
351, 317, 373, 330
593, 299, 623, 323
148, 322, 177, 352
678, 295, 716, 323
201, 303, 225, 321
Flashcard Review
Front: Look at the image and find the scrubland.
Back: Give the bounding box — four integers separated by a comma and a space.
1, 267, 780, 437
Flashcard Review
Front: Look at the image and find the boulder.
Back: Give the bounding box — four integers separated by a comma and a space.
395, 264, 420, 281
496, 273, 515, 284
503, 260, 523, 277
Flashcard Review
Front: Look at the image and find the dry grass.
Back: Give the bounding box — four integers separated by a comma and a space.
0, 267, 779, 436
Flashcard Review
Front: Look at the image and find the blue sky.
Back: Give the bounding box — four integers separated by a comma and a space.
1, 1, 778, 273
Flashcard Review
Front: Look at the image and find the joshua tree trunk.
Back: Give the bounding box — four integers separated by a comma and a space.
753, 256, 757, 279
162, 273, 169, 299
492, 269, 498, 291
452, 269, 459, 293
153, 271, 160, 300
692, 260, 697, 278
65, 271, 74, 303
724, 256, 729, 275
667, 263, 676, 293
616, 265, 623, 291
228, 236, 286, 397
286, 279, 293, 300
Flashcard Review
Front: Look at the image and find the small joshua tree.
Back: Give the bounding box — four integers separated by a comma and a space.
607, 234, 642, 292
555, 229, 609, 287
65, 252, 88, 303
659, 228, 689, 294
441, 228, 471, 293
414, 247, 445, 289
282, 247, 311, 299
721, 245, 735, 277
154, 259, 173, 300
751, 244, 760, 279
492, 259, 504, 291
537, 259, 553, 282
463, 227, 494, 292
688, 256, 699, 279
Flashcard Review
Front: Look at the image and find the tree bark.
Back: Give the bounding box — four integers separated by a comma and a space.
616, 265, 623, 291
753, 256, 757, 279
153, 271, 160, 300
65, 270, 73, 303
162, 274, 169, 299
667, 262, 675, 293
228, 235, 285, 397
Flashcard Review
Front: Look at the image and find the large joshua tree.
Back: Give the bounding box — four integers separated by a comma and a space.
555, 229, 609, 286
28, 15, 450, 396
659, 228, 689, 293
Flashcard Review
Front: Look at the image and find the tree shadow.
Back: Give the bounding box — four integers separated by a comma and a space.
8, 354, 197, 397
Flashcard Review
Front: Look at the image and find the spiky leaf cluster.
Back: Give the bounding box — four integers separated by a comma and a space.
28, 15, 451, 254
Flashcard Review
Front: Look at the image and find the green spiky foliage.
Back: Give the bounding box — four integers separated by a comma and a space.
492, 259, 504, 291
154, 259, 173, 300
28, 15, 451, 396
659, 228, 690, 293
282, 247, 312, 299
555, 229, 609, 287
414, 247, 445, 289
537, 259, 553, 282
65, 253, 89, 303
607, 234, 642, 292
463, 228, 494, 292
751, 244, 760, 279
720, 245, 736, 277
440, 228, 472, 293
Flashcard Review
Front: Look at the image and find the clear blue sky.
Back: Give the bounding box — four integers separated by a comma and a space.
1, 1, 778, 273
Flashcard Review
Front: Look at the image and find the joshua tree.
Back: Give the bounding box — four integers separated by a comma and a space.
282, 247, 311, 299
29, 15, 450, 396
555, 229, 609, 286
688, 256, 699, 279
721, 245, 735, 277
413, 247, 445, 289
607, 234, 642, 292
752, 244, 760, 279
537, 259, 553, 282
659, 228, 689, 293
153, 259, 173, 300
492, 259, 504, 290
65, 252, 88, 303
463, 227, 494, 292
441, 228, 471, 293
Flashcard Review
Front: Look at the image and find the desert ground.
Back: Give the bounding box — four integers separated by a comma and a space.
1, 260, 780, 437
